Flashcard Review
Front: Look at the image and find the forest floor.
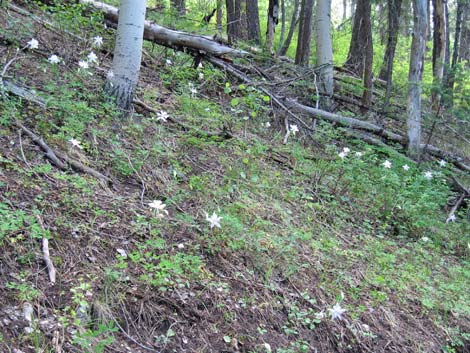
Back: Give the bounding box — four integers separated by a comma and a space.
1, 1, 470, 353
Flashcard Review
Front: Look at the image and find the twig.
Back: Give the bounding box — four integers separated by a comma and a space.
446, 193, 466, 223
37, 215, 56, 285
14, 121, 112, 184
15, 121, 68, 169
111, 318, 161, 353
126, 154, 146, 207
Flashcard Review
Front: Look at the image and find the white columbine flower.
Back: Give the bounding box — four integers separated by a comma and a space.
198, 72, 204, 80
403, 164, 410, 171
439, 159, 447, 167
69, 138, 83, 149
166, 59, 173, 65
342, 147, 350, 154
382, 160, 392, 169
92, 36, 103, 47
48, 55, 61, 64
206, 212, 222, 229
290, 124, 299, 135
157, 110, 169, 122
328, 303, 347, 320
148, 200, 169, 217
78, 60, 89, 69
424, 171, 433, 180
315, 311, 326, 320
446, 214, 456, 223
355, 151, 363, 157
265, 121, 271, 128
189, 85, 198, 96
87, 52, 98, 64
27, 38, 39, 49
421, 236, 430, 242
338, 151, 347, 159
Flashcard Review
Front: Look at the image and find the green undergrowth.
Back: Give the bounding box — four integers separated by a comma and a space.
1, 2, 470, 351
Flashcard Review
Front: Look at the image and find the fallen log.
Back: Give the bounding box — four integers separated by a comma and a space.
207, 59, 470, 172
79, 0, 248, 58
287, 99, 470, 171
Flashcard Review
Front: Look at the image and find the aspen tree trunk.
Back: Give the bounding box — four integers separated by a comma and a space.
266, 0, 280, 51
431, 0, 447, 109
295, 0, 314, 66
342, 0, 347, 22
278, 0, 300, 55
106, 0, 147, 111
407, 0, 427, 157
314, 0, 334, 108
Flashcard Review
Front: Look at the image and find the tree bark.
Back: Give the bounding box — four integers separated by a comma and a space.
105, 0, 147, 111
80, 0, 247, 57
342, 0, 347, 21
407, 0, 427, 157
170, 0, 185, 15
443, 0, 464, 106
295, 0, 314, 66
431, 0, 447, 109
314, 0, 334, 108
278, 0, 286, 50
246, 0, 261, 44
379, 0, 402, 82
226, 0, 248, 42
266, 0, 280, 52
459, 0, 470, 66
278, 0, 300, 55
344, 0, 371, 77
217, 0, 223, 34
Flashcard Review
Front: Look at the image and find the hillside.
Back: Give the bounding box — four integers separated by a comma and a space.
1, 1, 470, 352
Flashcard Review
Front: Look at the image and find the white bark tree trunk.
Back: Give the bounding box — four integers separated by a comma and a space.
106, 0, 147, 111
407, 0, 427, 157
314, 0, 333, 109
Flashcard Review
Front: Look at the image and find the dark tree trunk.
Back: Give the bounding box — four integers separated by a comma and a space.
344, 0, 371, 77
362, 22, 374, 110
443, 0, 464, 106
459, 0, 470, 66
278, 0, 300, 55
171, 0, 185, 15
266, 0, 280, 51
379, 0, 402, 81
226, 0, 248, 42
217, 0, 223, 34
350, 0, 356, 24
246, 0, 261, 44
278, 0, 286, 49
431, 0, 447, 109
295, 0, 314, 66
426, 0, 432, 40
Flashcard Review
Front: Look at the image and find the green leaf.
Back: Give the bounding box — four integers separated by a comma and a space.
230, 98, 239, 107
223, 335, 231, 343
